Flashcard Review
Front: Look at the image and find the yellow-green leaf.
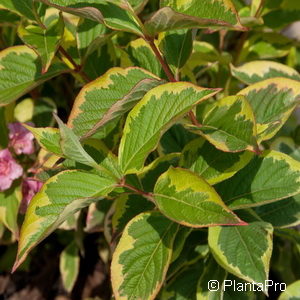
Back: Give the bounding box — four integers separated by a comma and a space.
60, 241, 80, 292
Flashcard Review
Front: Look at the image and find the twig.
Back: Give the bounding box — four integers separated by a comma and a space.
144, 36, 201, 126
145, 36, 176, 82
58, 46, 91, 83
118, 181, 155, 203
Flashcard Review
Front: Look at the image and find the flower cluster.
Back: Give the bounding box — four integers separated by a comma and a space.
0, 122, 42, 212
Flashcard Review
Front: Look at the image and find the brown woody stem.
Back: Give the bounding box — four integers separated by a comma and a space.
58, 46, 91, 83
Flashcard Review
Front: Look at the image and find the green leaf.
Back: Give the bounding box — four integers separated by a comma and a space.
13, 170, 116, 270
180, 138, 253, 185
112, 193, 154, 233
55, 115, 100, 169
124, 38, 165, 78
208, 221, 273, 287
139, 153, 180, 192
197, 257, 227, 300
18, 14, 65, 73
158, 29, 193, 75
60, 241, 80, 292
191, 95, 258, 153
119, 82, 220, 174
279, 280, 300, 300
271, 137, 300, 161
111, 211, 178, 300
170, 226, 192, 263
160, 123, 198, 154
76, 18, 112, 62
153, 167, 245, 227
255, 194, 300, 228
0, 107, 8, 148
68, 67, 159, 139
0, 46, 67, 106
38, 0, 144, 36
161, 262, 202, 300
232, 60, 300, 85
216, 150, 300, 209
237, 78, 300, 142
0, 0, 41, 20
0, 184, 21, 237
23, 125, 62, 156
145, 0, 245, 36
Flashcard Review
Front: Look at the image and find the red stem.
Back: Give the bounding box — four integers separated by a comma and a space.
58, 46, 91, 83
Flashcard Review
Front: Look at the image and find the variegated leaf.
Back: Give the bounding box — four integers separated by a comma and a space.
0, 46, 67, 106
237, 78, 300, 142
119, 82, 220, 174
153, 167, 245, 227
190, 95, 258, 153
179, 138, 253, 185
216, 150, 300, 209
13, 170, 117, 271
208, 221, 273, 288
18, 13, 65, 73
68, 67, 160, 139
232, 60, 300, 84
38, 0, 144, 36
111, 211, 178, 300
145, 0, 245, 35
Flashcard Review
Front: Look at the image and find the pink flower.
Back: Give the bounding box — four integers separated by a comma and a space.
0, 149, 23, 191
20, 178, 43, 214
8, 122, 35, 155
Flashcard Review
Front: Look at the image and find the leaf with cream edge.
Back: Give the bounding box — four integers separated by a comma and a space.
119, 82, 220, 174
153, 167, 246, 227
0, 46, 67, 106
179, 138, 254, 185
23, 125, 62, 156
190, 95, 258, 153
216, 150, 300, 210
237, 78, 300, 142
13, 170, 117, 271
145, 0, 246, 36
60, 241, 80, 292
38, 0, 144, 36
208, 221, 273, 290
124, 38, 165, 78
111, 211, 178, 300
18, 13, 65, 73
231, 61, 300, 85
67, 67, 160, 139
